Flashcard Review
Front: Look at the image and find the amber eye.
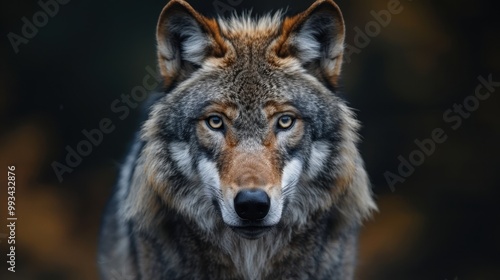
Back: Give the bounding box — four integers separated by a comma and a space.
206, 116, 224, 130
277, 115, 295, 129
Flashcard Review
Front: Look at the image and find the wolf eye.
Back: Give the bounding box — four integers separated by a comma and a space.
277, 115, 295, 129
206, 116, 224, 130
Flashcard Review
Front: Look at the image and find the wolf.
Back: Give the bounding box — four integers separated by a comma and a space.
98, 0, 377, 279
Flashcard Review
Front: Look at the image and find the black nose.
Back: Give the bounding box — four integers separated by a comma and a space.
234, 189, 271, 221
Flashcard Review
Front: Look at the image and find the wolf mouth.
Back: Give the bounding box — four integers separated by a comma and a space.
230, 226, 273, 239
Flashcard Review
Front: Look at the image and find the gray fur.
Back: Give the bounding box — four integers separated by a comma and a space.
99, 1, 376, 279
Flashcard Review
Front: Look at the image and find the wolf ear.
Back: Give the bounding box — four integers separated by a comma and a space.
276, 0, 345, 87
156, 0, 227, 88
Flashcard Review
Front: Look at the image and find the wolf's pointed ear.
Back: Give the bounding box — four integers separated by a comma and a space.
275, 0, 345, 87
156, 0, 227, 88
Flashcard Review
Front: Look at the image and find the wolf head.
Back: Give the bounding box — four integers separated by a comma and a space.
123, 0, 376, 239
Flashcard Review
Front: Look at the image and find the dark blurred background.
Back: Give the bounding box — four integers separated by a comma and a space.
1, 0, 499, 279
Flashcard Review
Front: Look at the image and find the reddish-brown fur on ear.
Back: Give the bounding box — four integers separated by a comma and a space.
274, 0, 346, 86
156, 0, 228, 88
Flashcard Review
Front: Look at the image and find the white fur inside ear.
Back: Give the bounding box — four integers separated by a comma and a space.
293, 19, 321, 62
159, 15, 210, 66
177, 17, 210, 65
291, 13, 344, 65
